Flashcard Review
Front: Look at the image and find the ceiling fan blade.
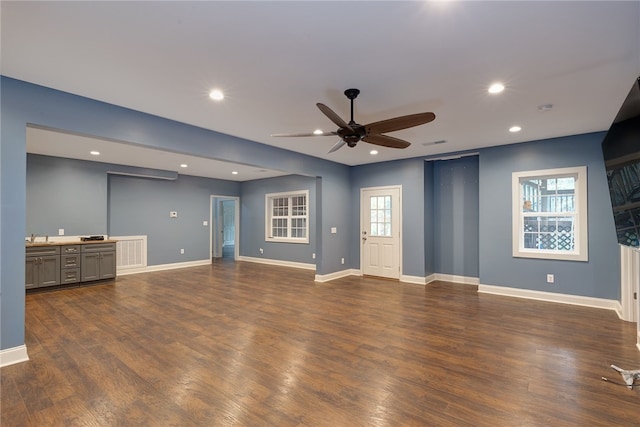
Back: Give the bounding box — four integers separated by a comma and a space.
316, 103, 352, 130
362, 134, 411, 149
365, 112, 435, 135
271, 131, 338, 137
328, 139, 347, 153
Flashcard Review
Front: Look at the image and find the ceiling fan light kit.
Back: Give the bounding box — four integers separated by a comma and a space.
272, 88, 436, 153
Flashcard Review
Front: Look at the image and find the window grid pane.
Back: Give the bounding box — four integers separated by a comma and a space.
521, 172, 577, 253
370, 195, 392, 237
267, 192, 308, 242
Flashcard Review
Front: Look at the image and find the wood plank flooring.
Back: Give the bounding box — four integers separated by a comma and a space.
2, 260, 639, 426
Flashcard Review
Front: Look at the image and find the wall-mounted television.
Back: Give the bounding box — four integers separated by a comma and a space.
602, 77, 640, 247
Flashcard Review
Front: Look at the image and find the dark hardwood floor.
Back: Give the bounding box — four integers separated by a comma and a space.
2, 260, 639, 426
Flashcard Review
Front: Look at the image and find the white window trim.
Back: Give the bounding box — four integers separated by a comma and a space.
265, 190, 309, 244
512, 166, 588, 262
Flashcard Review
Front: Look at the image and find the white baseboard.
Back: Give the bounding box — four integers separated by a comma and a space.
400, 274, 427, 285
428, 273, 479, 285
637, 331, 640, 352
117, 259, 211, 276
0, 345, 29, 367
479, 284, 622, 313
315, 269, 359, 282
237, 256, 316, 271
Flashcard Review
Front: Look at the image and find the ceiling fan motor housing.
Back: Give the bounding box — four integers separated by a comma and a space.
338, 124, 366, 147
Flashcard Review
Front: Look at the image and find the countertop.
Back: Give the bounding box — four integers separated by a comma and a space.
26, 239, 118, 248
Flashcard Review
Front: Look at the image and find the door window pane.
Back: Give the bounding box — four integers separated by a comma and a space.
370, 195, 392, 236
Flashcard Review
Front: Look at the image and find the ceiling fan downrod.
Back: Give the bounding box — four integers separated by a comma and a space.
344, 88, 360, 125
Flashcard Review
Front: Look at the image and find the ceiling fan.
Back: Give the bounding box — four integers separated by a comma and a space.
271, 89, 436, 153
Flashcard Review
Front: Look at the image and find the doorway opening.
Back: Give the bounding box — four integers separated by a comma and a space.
210, 196, 239, 261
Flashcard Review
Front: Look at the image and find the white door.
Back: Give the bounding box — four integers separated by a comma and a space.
361, 186, 401, 279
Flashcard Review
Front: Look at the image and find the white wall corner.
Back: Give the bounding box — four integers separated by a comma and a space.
614, 302, 624, 321
425, 273, 436, 284
478, 284, 621, 313
314, 269, 358, 283
400, 275, 427, 285
0, 345, 29, 367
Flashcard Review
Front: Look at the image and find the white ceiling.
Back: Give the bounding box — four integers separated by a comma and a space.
25, 126, 290, 181
3, 1, 640, 176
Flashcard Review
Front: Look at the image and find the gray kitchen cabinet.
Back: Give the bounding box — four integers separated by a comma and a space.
25, 245, 61, 288
60, 246, 81, 284
81, 243, 116, 282
26, 241, 117, 289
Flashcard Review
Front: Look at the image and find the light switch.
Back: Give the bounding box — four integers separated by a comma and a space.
203, 220, 208, 226
331, 227, 337, 234
58, 228, 64, 236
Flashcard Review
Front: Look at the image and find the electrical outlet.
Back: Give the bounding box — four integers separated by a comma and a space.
546, 274, 554, 284
341, 257, 345, 265
58, 228, 64, 236
180, 248, 185, 254
260, 248, 264, 254
312, 253, 316, 259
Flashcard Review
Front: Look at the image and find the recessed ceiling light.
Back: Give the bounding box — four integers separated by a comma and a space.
209, 89, 224, 101
313, 129, 323, 135
370, 150, 378, 155
538, 103, 554, 111
488, 83, 505, 94
231, 171, 239, 175
90, 151, 100, 156
509, 125, 522, 133
180, 164, 188, 168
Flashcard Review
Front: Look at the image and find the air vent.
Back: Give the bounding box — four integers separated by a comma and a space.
422, 140, 447, 146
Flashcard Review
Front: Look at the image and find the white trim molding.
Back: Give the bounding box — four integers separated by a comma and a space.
117, 259, 211, 276
479, 284, 622, 314
429, 274, 480, 285
238, 256, 316, 271
0, 345, 29, 367
512, 166, 588, 262
400, 274, 427, 285
315, 269, 358, 282
620, 244, 640, 323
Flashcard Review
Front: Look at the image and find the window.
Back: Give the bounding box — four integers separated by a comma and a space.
265, 190, 309, 243
512, 166, 588, 261
370, 195, 392, 236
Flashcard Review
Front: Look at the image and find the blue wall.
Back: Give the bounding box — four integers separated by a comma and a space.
27, 154, 108, 236
424, 161, 435, 277
479, 133, 620, 299
109, 174, 239, 265
240, 174, 317, 264
27, 154, 240, 265
433, 156, 479, 278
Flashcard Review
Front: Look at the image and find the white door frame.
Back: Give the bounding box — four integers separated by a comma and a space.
360, 185, 403, 278
210, 195, 240, 260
